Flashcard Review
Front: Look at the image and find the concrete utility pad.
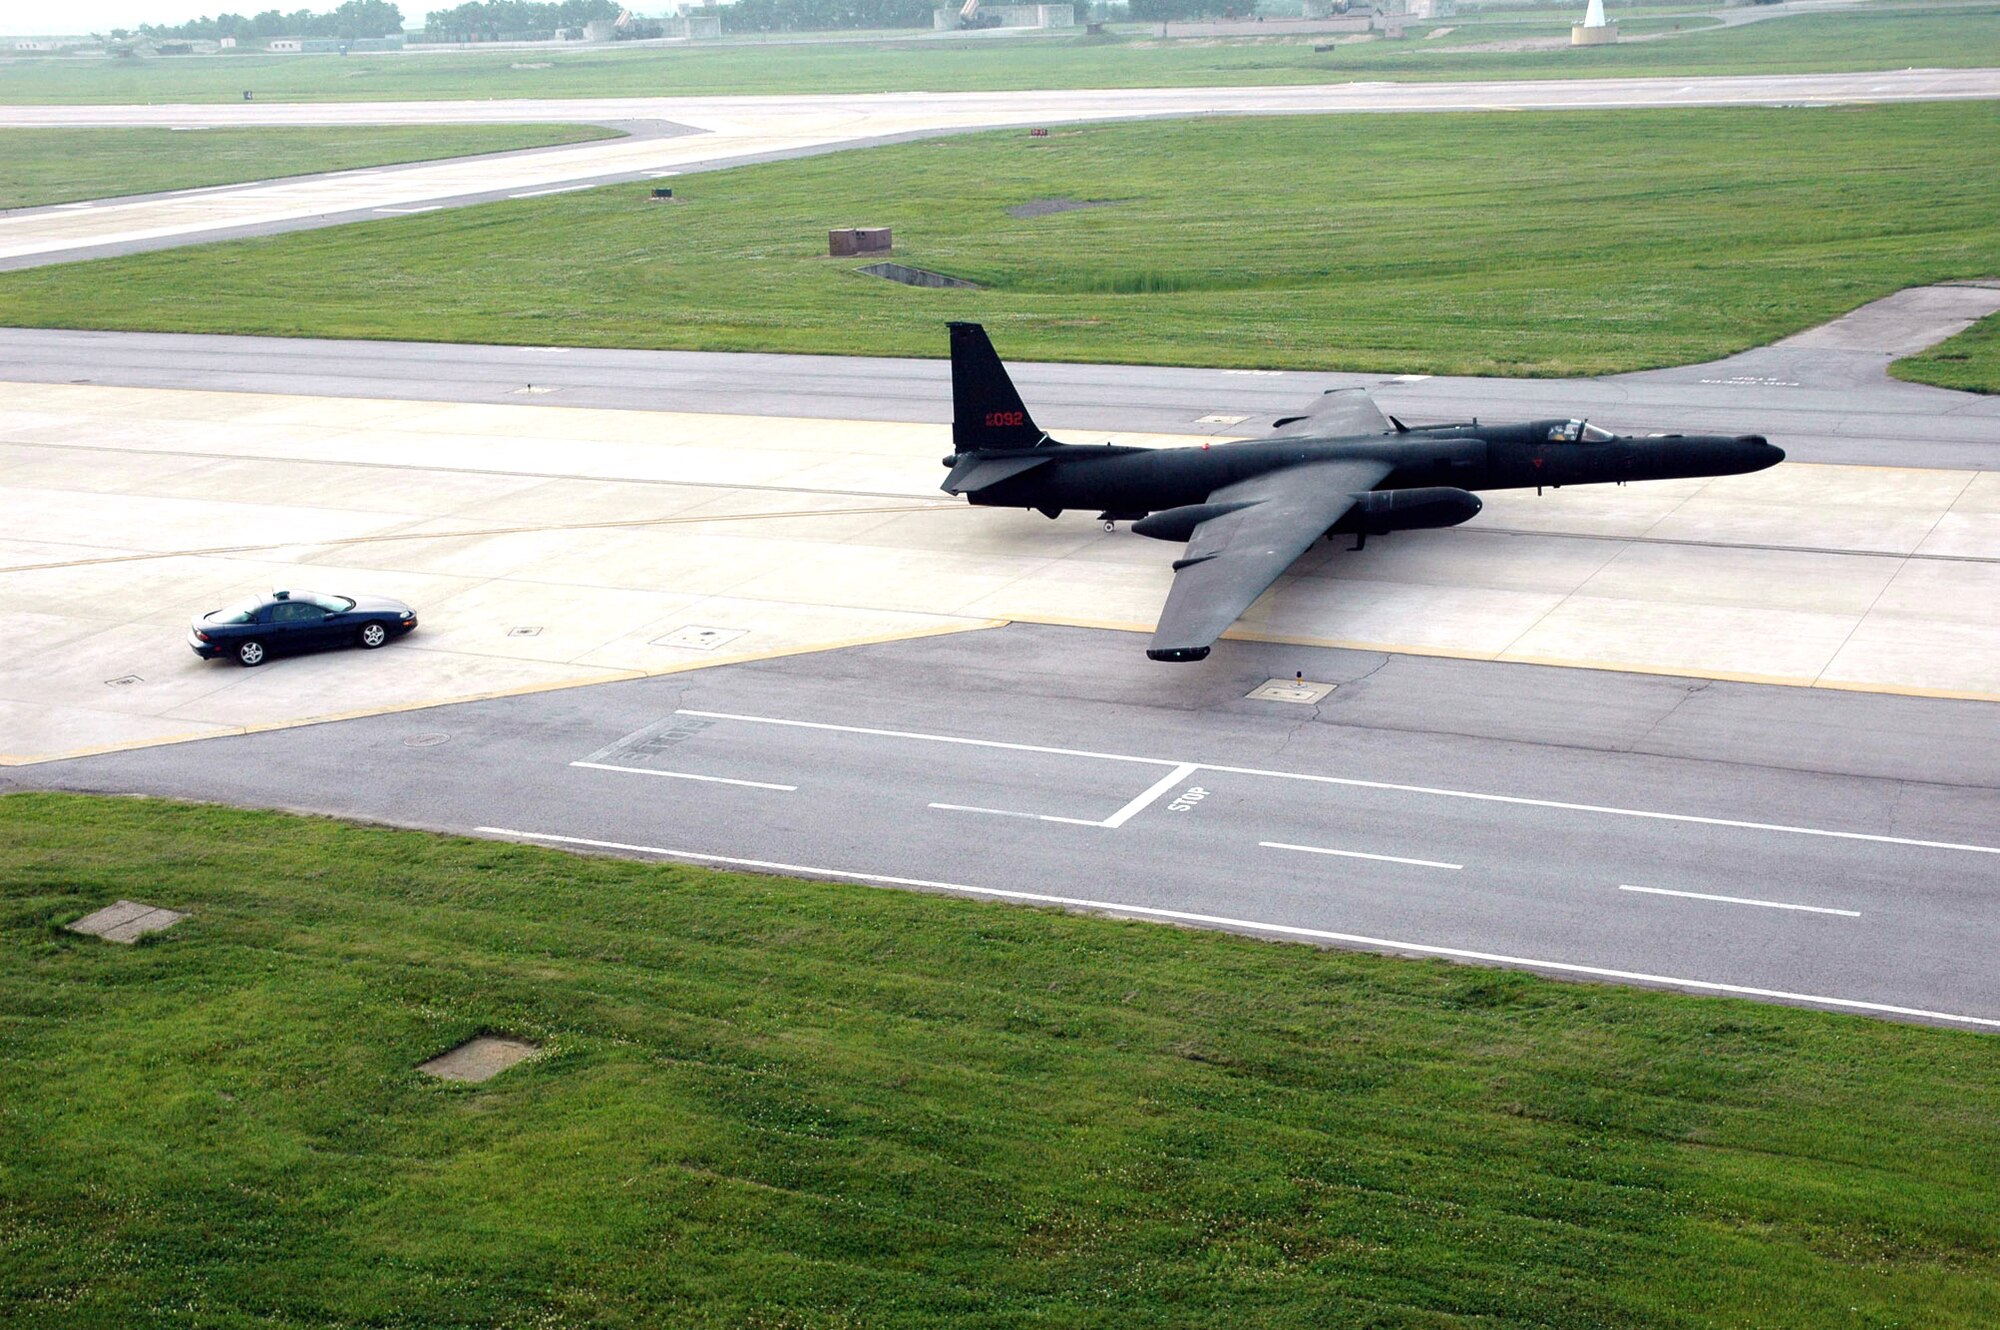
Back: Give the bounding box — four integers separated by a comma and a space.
418, 1035, 540, 1083
68, 899, 187, 943
2, 379, 1997, 766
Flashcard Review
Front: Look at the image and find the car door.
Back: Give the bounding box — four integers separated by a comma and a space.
267, 600, 326, 651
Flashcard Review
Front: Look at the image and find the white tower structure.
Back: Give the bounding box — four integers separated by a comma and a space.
1573, 0, 1616, 43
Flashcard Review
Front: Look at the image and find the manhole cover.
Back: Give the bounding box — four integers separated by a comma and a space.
1247, 679, 1336, 705
651, 625, 745, 651
508, 626, 543, 637
104, 675, 143, 687
1197, 414, 1248, 426
403, 733, 451, 748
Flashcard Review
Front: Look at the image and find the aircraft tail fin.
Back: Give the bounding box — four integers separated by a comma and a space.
950, 322, 1054, 452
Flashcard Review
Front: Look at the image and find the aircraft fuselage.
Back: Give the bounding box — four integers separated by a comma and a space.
948, 421, 1781, 514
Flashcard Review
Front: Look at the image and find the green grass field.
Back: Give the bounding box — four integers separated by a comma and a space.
1893, 306, 2000, 392
4, 792, 1999, 1327
4, 103, 1995, 381
0, 125, 618, 211
0, 6, 1994, 102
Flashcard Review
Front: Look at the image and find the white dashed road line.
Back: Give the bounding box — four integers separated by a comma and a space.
570, 760, 797, 791
1620, 884, 1860, 917
1262, 841, 1464, 870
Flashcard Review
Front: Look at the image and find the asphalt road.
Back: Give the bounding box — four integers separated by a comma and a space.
6, 282, 1996, 469
13, 624, 1999, 1027
4, 69, 1998, 268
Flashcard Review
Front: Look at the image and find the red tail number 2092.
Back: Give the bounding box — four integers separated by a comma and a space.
985, 411, 1025, 427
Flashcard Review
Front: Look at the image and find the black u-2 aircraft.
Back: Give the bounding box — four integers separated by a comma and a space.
939, 323, 1784, 662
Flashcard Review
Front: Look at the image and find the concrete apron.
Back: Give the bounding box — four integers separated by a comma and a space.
1, 379, 1995, 764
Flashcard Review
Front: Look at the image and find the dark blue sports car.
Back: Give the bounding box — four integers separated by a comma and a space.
189, 590, 418, 666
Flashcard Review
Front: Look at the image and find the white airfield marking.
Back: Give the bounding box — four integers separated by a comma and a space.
1620, 884, 1860, 917
927, 762, 1200, 829
475, 826, 2000, 1030
1263, 841, 1464, 870
676, 710, 2000, 857
928, 802, 1100, 827
1104, 763, 1203, 829
570, 760, 797, 791
508, 183, 598, 198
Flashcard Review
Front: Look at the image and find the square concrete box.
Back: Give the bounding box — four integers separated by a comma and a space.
829, 227, 892, 257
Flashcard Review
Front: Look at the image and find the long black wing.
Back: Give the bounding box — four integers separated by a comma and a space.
1147, 458, 1396, 661
1271, 387, 1394, 439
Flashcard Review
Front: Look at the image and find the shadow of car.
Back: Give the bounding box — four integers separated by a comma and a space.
190, 590, 417, 667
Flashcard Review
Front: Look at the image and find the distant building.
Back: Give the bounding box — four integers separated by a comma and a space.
267, 38, 303, 51
933, 4, 1073, 29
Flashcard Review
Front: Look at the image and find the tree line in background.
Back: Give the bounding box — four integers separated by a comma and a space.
138, 0, 404, 39
713, 0, 936, 31
420, 0, 629, 40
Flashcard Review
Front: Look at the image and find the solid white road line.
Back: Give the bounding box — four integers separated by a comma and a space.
1620, 884, 1860, 917
569, 760, 796, 791
927, 802, 1101, 827
677, 709, 2000, 857
1262, 841, 1464, 870
509, 183, 597, 198
472, 825, 2000, 1030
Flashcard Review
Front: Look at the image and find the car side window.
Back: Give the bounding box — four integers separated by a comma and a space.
271, 601, 319, 623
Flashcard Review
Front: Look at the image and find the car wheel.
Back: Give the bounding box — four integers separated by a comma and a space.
236, 639, 267, 667
357, 621, 389, 649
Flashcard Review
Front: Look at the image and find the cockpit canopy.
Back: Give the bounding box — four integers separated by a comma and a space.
1546, 419, 1616, 444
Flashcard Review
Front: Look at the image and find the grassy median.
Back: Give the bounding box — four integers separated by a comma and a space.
2, 104, 1995, 381
0, 8, 1996, 104
1895, 308, 2000, 393
4, 792, 2000, 1326
0, 125, 619, 211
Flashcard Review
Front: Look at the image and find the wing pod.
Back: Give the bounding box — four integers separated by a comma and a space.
1328, 486, 1482, 536
1130, 500, 1259, 543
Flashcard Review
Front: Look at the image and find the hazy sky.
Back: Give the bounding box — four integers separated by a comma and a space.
2, 2, 427, 35
6, 2, 271, 34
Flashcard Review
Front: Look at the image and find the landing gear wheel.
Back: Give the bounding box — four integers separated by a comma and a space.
357, 621, 389, 649
236, 639, 266, 667
1103, 520, 1116, 532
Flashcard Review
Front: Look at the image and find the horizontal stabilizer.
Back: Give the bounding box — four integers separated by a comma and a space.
942, 451, 1053, 496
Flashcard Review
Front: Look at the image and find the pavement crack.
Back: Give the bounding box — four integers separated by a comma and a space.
1628, 680, 1712, 754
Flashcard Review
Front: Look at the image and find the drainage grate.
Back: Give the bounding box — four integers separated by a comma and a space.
856, 262, 979, 290
651, 625, 745, 651
1247, 679, 1336, 705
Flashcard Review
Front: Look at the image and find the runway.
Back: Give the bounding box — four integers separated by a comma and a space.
16, 623, 2000, 1027
4, 283, 1997, 469
3, 68, 1998, 268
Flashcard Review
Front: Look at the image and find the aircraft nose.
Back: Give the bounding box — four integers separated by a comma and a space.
1735, 434, 1785, 471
